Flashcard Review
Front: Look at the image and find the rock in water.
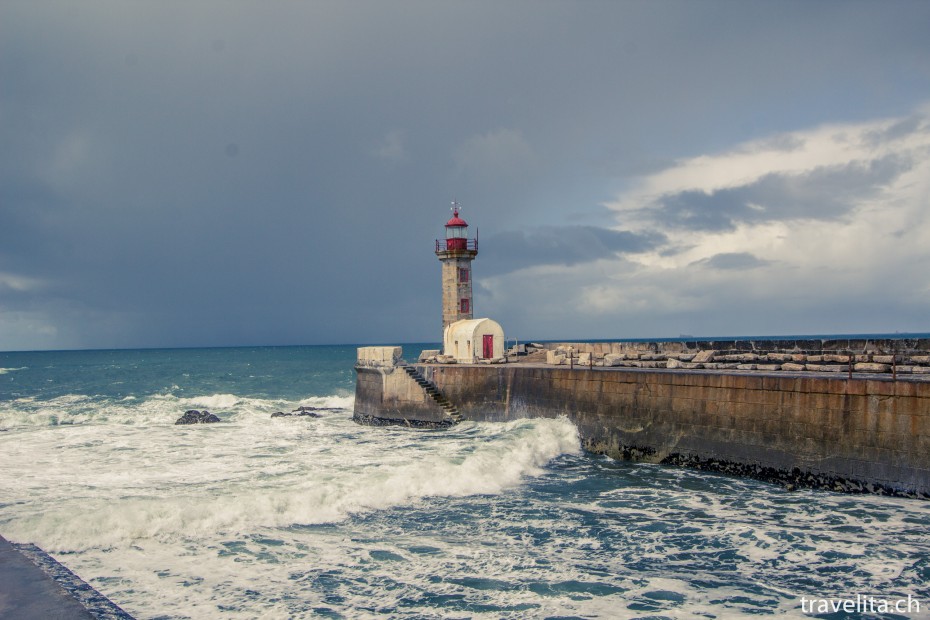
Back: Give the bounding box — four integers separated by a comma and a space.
269, 405, 343, 419
175, 410, 221, 425
271, 407, 322, 418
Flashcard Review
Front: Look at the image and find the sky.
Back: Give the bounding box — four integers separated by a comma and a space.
1, 1, 930, 351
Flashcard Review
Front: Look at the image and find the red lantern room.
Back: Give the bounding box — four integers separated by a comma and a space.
435, 201, 478, 253
445, 205, 469, 250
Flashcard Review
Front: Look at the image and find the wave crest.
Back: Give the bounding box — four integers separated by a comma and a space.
3, 417, 580, 550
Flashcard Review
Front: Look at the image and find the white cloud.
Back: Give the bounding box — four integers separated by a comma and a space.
613, 107, 930, 270
609, 109, 929, 228
480, 106, 930, 338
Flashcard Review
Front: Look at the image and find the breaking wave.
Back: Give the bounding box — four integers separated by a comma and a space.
0, 392, 355, 429
0, 415, 580, 551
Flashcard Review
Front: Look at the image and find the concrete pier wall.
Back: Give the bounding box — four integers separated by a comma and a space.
354, 365, 449, 427
411, 365, 930, 497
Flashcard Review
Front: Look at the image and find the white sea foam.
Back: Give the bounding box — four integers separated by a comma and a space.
0, 366, 27, 374
0, 414, 580, 553
0, 391, 354, 429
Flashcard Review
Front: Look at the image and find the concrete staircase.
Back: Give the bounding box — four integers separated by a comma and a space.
401, 365, 462, 424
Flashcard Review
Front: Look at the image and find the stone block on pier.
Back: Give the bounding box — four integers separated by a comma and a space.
692, 350, 716, 363
357, 346, 403, 367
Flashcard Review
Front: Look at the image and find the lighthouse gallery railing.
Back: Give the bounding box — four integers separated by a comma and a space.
436, 239, 478, 252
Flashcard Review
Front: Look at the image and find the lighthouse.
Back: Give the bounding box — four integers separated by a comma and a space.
435, 201, 478, 333
434, 201, 504, 363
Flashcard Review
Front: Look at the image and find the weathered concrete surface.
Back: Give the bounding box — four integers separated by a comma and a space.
356, 346, 404, 368
547, 338, 930, 356
415, 364, 930, 497
542, 339, 930, 376
0, 534, 98, 620
436, 248, 476, 333
353, 365, 450, 427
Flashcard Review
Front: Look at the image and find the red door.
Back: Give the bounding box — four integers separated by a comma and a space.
482, 334, 494, 359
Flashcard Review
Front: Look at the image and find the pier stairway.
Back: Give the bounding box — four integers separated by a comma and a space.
401, 365, 463, 424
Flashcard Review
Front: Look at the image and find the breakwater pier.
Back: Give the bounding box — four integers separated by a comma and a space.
354, 339, 930, 498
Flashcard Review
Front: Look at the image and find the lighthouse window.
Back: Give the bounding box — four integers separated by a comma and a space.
460, 298, 470, 313
459, 268, 470, 283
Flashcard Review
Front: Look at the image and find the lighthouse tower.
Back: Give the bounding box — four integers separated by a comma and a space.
435, 201, 478, 333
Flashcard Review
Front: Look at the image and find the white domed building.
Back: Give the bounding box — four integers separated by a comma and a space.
443, 317, 505, 364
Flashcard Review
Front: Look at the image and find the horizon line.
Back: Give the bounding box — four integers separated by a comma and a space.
3, 331, 929, 355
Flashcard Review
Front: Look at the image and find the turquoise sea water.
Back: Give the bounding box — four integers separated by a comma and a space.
1, 345, 929, 619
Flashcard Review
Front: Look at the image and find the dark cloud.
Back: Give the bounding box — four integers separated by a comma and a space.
648, 154, 913, 232
864, 116, 926, 146
481, 226, 666, 276
690, 252, 772, 271
1, 1, 929, 348
738, 134, 806, 154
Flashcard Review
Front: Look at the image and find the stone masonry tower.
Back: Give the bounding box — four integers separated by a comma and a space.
435, 201, 478, 333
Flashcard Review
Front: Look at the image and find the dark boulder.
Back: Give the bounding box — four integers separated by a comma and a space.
175, 410, 221, 425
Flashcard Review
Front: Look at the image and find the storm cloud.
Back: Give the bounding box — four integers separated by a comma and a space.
2, 1, 930, 349
482, 226, 666, 276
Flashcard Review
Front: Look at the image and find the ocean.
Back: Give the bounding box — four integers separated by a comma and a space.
1, 345, 929, 619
